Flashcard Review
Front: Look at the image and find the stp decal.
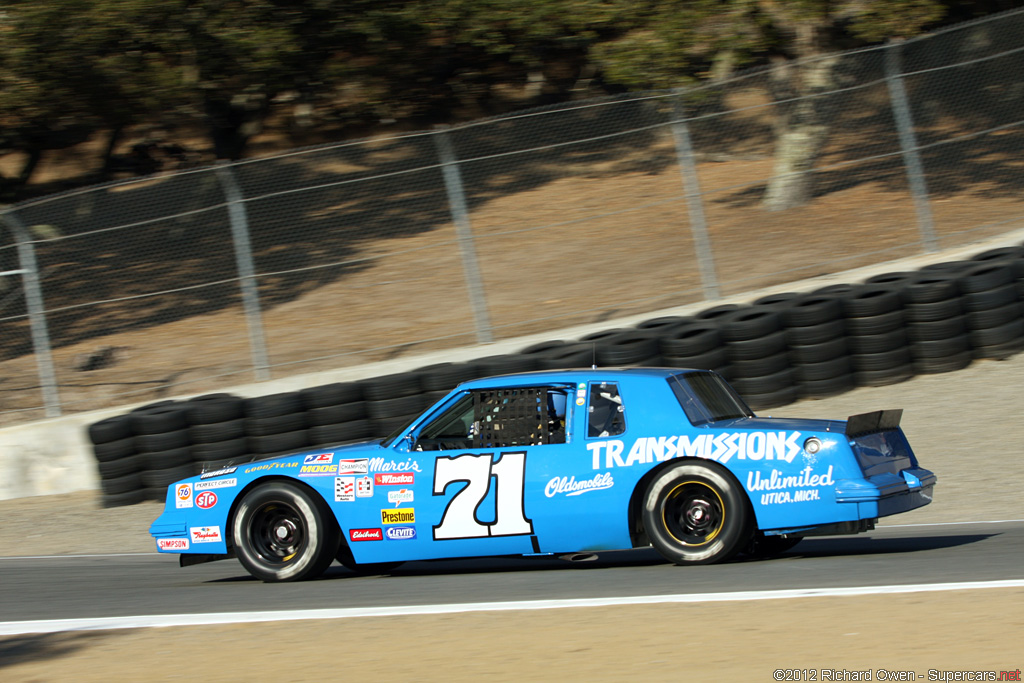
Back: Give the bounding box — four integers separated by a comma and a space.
195, 491, 218, 509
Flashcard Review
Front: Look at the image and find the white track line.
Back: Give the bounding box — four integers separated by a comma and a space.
2, 579, 1023, 636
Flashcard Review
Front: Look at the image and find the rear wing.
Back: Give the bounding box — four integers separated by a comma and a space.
845, 409, 903, 437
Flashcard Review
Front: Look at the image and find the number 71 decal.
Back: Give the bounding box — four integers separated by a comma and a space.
433, 451, 533, 540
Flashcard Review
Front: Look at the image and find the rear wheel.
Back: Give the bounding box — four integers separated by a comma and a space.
233, 482, 339, 582
642, 462, 751, 565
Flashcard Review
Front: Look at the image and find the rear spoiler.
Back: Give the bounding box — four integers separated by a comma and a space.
845, 409, 903, 437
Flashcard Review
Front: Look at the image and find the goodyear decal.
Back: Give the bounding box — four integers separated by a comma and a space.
587, 432, 802, 469
244, 462, 297, 474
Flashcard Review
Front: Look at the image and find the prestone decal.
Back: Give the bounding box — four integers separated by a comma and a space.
588, 432, 803, 469
381, 508, 415, 525
545, 473, 614, 497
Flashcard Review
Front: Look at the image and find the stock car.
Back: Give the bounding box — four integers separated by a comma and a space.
149, 368, 936, 582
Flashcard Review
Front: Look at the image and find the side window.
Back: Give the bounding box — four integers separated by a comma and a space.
588, 382, 626, 438
472, 387, 569, 448
414, 393, 475, 451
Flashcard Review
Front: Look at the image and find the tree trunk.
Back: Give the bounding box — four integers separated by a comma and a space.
762, 54, 840, 211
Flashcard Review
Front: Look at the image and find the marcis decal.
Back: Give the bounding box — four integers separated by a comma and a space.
748, 465, 835, 505
370, 457, 422, 473
545, 473, 614, 497
588, 432, 803, 469
381, 508, 415, 525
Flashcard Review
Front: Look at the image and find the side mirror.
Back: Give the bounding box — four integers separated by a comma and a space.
394, 433, 414, 453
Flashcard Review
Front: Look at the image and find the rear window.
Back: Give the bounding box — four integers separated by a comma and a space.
669, 372, 753, 426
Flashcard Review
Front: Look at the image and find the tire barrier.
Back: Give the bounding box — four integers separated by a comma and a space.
88, 240, 1024, 506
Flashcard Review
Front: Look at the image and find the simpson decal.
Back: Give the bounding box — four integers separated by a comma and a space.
157, 538, 189, 551
588, 432, 803, 469
175, 483, 193, 509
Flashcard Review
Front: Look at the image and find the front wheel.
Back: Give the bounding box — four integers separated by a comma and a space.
642, 462, 751, 565
233, 482, 339, 582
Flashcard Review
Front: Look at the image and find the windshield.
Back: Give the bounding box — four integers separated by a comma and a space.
669, 371, 753, 426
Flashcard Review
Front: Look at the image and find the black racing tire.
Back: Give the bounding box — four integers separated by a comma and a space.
797, 373, 856, 399
233, 482, 340, 582
725, 331, 787, 361
299, 382, 363, 409
793, 356, 853, 382
841, 285, 903, 317
846, 329, 908, 355
966, 303, 1020, 330
309, 420, 374, 446
660, 324, 722, 357
247, 429, 310, 455
695, 304, 741, 322
192, 438, 249, 461
844, 310, 905, 336
244, 392, 303, 419
536, 343, 600, 370
909, 334, 970, 359
972, 336, 1024, 360
969, 317, 1024, 347
963, 284, 1018, 312
742, 385, 800, 411
92, 436, 137, 463
854, 363, 915, 387
185, 394, 245, 424
416, 363, 480, 392
906, 315, 967, 342
784, 318, 846, 345
335, 542, 404, 575
731, 367, 795, 396
851, 346, 912, 372
906, 274, 961, 304
913, 350, 973, 374
130, 405, 188, 435
960, 263, 1014, 293
474, 354, 538, 377
745, 533, 803, 558
189, 418, 246, 443
366, 394, 425, 420
729, 352, 790, 379
789, 337, 849, 364
307, 401, 367, 426
596, 333, 661, 366
101, 489, 148, 508
100, 472, 143, 496
97, 453, 145, 479
87, 416, 132, 445
719, 309, 782, 342
783, 296, 843, 327
246, 411, 309, 437
662, 347, 729, 371
642, 462, 752, 565
635, 316, 693, 333
360, 372, 424, 401
903, 298, 963, 323
143, 446, 194, 471
135, 429, 191, 452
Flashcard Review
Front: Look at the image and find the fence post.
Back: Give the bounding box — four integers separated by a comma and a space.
670, 90, 720, 301
885, 39, 939, 253
433, 125, 493, 344
214, 163, 271, 381
1, 209, 62, 417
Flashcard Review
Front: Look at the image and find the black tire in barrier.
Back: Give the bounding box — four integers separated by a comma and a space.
963, 284, 1018, 312
959, 263, 1015, 293
185, 394, 245, 424
596, 333, 661, 366
797, 373, 856, 400
846, 329, 908, 355
729, 352, 790, 379
417, 362, 480, 391
910, 334, 971, 359
789, 337, 849, 364
244, 392, 304, 419
851, 346, 912, 372
844, 310, 905, 336
92, 436, 137, 463
97, 453, 145, 479
660, 324, 722, 357
719, 309, 783, 342
783, 296, 843, 327
309, 420, 374, 446
100, 472, 143, 496
135, 430, 191, 453
725, 331, 787, 361
966, 303, 1020, 330
298, 382, 364, 409
906, 315, 968, 342
88, 416, 133, 445
662, 347, 729, 372
101, 489, 148, 508
189, 418, 246, 443
905, 273, 961, 304
841, 285, 903, 318
793, 356, 853, 383
913, 350, 973, 374
246, 411, 309, 437
143, 446, 194, 471
854, 363, 915, 388
130, 405, 188, 435
366, 395, 425, 420
248, 429, 310, 455
306, 401, 367, 426
192, 438, 249, 462
903, 298, 964, 323
784, 318, 846, 345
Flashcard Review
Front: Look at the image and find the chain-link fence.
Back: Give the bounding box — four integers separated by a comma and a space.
2, 8, 1023, 425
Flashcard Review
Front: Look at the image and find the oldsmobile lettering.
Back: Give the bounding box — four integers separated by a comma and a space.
545, 473, 614, 497
588, 432, 802, 469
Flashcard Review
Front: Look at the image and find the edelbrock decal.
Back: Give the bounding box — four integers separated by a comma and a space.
587, 432, 803, 469
350, 528, 382, 542
545, 473, 614, 497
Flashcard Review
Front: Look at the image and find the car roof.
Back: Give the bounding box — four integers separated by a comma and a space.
458, 366, 705, 390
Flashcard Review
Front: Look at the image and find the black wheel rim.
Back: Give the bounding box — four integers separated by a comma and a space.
662, 480, 725, 546
247, 501, 307, 565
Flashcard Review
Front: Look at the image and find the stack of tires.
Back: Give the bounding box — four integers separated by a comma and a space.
958, 260, 1024, 360
897, 272, 972, 374
840, 285, 913, 387
658, 322, 729, 375
131, 402, 195, 501
186, 393, 248, 473
88, 415, 146, 507
417, 362, 481, 405
718, 308, 795, 410
779, 294, 854, 399
299, 382, 372, 449
361, 372, 426, 437
594, 330, 663, 367
519, 341, 593, 370
244, 392, 310, 458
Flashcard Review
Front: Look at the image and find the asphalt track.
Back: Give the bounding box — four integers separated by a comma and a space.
2, 520, 1021, 629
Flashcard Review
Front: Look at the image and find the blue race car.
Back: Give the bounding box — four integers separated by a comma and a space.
149, 368, 935, 582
